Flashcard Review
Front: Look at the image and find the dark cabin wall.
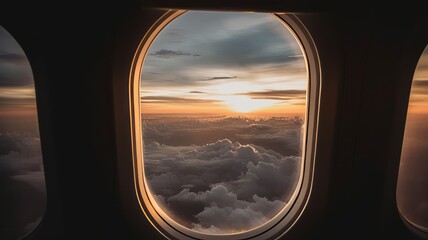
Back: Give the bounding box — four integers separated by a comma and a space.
1, 5, 134, 240
0, 3, 426, 240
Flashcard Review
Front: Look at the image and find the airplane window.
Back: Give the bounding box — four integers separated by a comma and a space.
0, 26, 46, 239
131, 10, 319, 239
397, 45, 428, 236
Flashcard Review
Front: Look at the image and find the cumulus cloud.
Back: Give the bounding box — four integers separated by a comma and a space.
0, 135, 43, 175
143, 116, 304, 156
194, 205, 267, 233
165, 184, 286, 233
0, 134, 46, 239
144, 136, 300, 232
234, 159, 298, 201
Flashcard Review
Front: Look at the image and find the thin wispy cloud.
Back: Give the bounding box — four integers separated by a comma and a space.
412, 79, 428, 87
246, 89, 306, 96
243, 90, 306, 100
141, 96, 218, 104
208, 76, 237, 80
196, 76, 238, 82
288, 54, 304, 58
0, 51, 27, 63
410, 80, 428, 95
141, 11, 307, 101
149, 49, 199, 58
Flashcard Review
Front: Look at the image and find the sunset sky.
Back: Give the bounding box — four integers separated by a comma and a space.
0, 26, 39, 133
140, 11, 307, 116
0, 25, 45, 240
406, 47, 428, 114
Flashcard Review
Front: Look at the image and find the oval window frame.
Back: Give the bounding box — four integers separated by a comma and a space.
129, 10, 321, 240
396, 45, 428, 239
0, 24, 47, 240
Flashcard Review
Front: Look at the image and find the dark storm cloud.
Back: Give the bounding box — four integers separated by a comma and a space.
141, 96, 218, 104
189, 91, 205, 94
244, 89, 306, 101
149, 49, 195, 58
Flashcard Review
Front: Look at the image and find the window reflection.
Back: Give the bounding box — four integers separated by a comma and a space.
397, 45, 428, 233
0, 25, 46, 239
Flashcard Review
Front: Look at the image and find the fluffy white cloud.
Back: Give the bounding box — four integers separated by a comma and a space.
194, 206, 267, 233
141, 115, 304, 233
143, 116, 304, 156
163, 184, 285, 233
144, 137, 300, 233
164, 184, 285, 233
0, 136, 43, 176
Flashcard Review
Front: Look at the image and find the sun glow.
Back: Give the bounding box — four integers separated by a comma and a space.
217, 95, 279, 113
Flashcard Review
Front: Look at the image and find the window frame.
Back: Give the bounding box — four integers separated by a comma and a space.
129, 10, 321, 239
396, 45, 428, 239
0, 24, 47, 240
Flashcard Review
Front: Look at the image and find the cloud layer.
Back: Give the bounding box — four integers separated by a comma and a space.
143, 116, 302, 233
143, 115, 304, 156
0, 133, 46, 239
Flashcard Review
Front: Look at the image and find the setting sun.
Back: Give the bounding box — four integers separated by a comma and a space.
217, 95, 279, 113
